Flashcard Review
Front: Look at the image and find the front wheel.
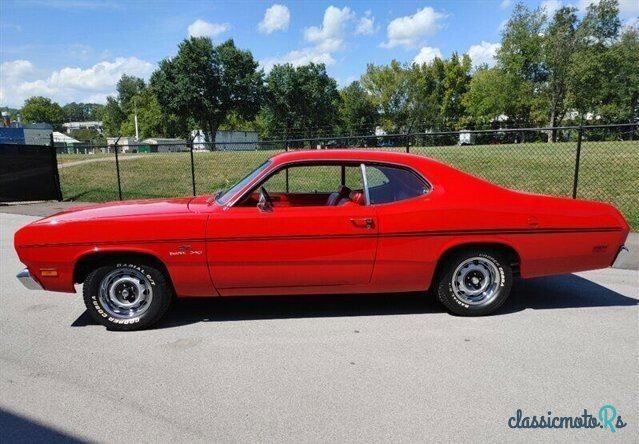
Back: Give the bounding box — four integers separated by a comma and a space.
436, 249, 512, 316
83, 261, 172, 330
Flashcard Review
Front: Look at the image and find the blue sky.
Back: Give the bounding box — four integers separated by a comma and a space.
1, 0, 637, 107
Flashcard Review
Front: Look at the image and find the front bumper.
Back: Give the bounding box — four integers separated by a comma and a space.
17, 268, 43, 290
611, 245, 630, 268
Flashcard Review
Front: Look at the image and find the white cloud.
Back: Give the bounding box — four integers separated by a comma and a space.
355, 11, 378, 35
304, 5, 354, 50
382, 7, 446, 48
412, 46, 443, 65
578, 0, 639, 18
541, 0, 563, 16
500, 0, 512, 8
1, 60, 34, 79
467, 41, 501, 68
0, 57, 155, 107
260, 49, 335, 72
259, 4, 290, 34
261, 6, 354, 72
187, 19, 229, 38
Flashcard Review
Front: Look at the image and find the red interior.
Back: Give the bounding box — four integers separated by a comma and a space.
239, 190, 365, 207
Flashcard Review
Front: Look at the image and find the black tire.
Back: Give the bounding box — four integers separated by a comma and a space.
436, 249, 512, 316
83, 261, 172, 331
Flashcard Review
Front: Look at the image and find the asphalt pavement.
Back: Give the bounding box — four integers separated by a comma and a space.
1, 212, 637, 443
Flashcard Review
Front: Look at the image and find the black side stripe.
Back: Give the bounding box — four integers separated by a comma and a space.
205, 226, 622, 242
21, 226, 622, 248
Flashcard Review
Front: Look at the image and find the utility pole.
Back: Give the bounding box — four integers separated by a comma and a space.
134, 96, 139, 142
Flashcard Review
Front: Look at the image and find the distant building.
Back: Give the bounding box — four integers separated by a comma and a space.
142, 138, 188, 152
458, 131, 476, 146
53, 131, 80, 146
215, 130, 258, 150
53, 131, 89, 153
0, 123, 52, 146
191, 129, 259, 151
106, 137, 138, 153
63, 121, 103, 134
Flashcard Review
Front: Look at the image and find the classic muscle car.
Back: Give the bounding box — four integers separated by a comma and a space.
15, 150, 629, 330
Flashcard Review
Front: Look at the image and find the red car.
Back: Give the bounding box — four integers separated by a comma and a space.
15, 150, 629, 330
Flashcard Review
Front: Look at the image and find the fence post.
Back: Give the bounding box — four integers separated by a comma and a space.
189, 137, 196, 196
49, 132, 63, 201
571, 126, 583, 199
114, 137, 123, 200
406, 133, 410, 153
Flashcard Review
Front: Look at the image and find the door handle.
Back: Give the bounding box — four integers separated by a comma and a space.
350, 217, 375, 229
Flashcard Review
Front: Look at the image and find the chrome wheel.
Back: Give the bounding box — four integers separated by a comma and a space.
451, 256, 502, 306
98, 268, 153, 319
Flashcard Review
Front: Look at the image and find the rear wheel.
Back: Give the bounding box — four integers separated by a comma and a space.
83, 261, 172, 330
436, 249, 512, 316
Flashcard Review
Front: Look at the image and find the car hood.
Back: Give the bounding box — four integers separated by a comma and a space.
32, 197, 195, 224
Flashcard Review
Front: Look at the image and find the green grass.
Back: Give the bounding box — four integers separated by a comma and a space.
56, 140, 639, 229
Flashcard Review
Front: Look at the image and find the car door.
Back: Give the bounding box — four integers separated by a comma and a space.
363, 163, 434, 291
206, 163, 378, 291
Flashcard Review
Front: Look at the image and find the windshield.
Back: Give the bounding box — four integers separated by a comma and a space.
215, 160, 272, 205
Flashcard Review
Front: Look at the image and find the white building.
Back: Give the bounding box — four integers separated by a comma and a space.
53, 131, 80, 145
142, 138, 188, 152
63, 121, 103, 134
458, 131, 476, 145
191, 129, 259, 151
106, 137, 137, 153
215, 130, 258, 150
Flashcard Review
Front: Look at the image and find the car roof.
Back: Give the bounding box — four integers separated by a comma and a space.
270, 149, 433, 167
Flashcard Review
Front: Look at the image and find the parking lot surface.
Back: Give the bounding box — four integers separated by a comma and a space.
1, 212, 637, 443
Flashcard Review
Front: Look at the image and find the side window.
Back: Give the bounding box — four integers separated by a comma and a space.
260, 164, 363, 194
288, 165, 341, 193
365, 165, 429, 204
239, 163, 367, 208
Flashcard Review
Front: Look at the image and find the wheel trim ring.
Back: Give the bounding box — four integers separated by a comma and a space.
98, 269, 153, 319
451, 257, 501, 306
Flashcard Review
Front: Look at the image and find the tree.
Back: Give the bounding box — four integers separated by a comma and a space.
62, 102, 104, 122
427, 53, 472, 130
339, 81, 378, 135
361, 60, 412, 132
567, 0, 633, 124
576, 0, 620, 46
151, 37, 263, 141
101, 96, 126, 137
462, 67, 529, 126
610, 29, 639, 125
70, 128, 106, 145
262, 63, 340, 139
20, 96, 65, 129
116, 75, 146, 115
544, 7, 578, 138
119, 88, 166, 139
496, 4, 547, 126
361, 54, 471, 133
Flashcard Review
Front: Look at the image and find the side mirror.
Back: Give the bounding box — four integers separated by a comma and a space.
257, 191, 272, 213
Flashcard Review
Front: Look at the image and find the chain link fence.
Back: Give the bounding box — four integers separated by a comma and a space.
54, 123, 638, 229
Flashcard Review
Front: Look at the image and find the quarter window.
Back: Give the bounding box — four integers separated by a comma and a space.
365, 165, 429, 204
